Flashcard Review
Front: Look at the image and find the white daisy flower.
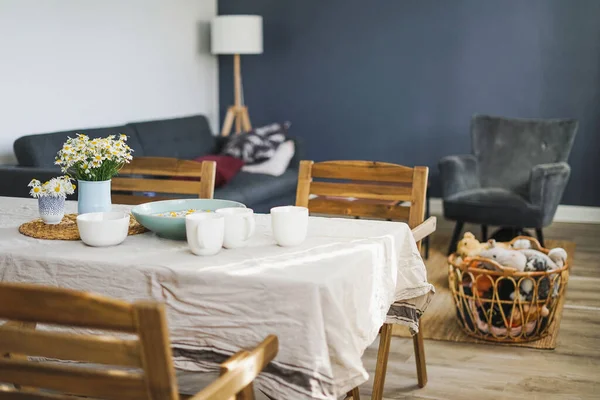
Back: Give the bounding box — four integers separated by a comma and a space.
29, 186, 42, 198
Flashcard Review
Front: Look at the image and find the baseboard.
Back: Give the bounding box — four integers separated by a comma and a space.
553, 205, 600, 223
428, 198, 600, 224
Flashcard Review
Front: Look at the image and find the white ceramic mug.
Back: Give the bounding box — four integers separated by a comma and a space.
216, 207, 255, 249
185, 213, 224, 256
271, 206, 309, 247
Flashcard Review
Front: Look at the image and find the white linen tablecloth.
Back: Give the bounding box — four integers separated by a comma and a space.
0, 197, 433, 399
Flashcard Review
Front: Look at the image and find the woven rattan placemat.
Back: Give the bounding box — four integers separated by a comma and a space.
19, 213, 147, 240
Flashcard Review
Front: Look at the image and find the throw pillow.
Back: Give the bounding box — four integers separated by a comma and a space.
186, 155, 244, 188
242, 140, 295, 177
221, 122, 290, 165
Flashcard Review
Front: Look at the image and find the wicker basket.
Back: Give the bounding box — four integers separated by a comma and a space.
448, 236, 569, 343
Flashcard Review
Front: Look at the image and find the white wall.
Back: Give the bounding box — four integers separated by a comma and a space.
0, 0, 218, 163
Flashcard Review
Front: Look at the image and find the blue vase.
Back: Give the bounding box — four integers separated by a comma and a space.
38, 196, 65, 224
77, 180, 112, 215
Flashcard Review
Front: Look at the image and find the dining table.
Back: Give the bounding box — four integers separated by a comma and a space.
0, 197, 434, 400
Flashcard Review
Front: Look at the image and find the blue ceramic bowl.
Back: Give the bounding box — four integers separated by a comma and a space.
131, 199, 246, 240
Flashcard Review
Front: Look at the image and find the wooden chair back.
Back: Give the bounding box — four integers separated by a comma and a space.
112, 157, 216, 205
0, 282, 178, 400
296, 160, 429, 248
189, 335, 279, 400
0, 283, 279, 400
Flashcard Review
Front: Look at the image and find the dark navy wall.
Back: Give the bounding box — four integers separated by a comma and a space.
218, 0, 600, 206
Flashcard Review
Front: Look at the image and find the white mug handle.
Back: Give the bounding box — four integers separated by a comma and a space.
196, 224, 206, 248
245, 214, 255, 241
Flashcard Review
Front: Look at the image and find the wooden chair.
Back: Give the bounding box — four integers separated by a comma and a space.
295, 160, 435, 400
190, 335, 278, 400
0, 282, 278, 400
111, 157, 217, 205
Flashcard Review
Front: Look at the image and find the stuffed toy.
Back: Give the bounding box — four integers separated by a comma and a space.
477, 246, 566, 301
477, 240, 567, 272
510, 240, 568, 271
456, 232, 514, 259
509, 243, 567, 301
549, 248, 568, 268
478, 242, 567, 301
520, 249, 566, 271
456, 232, 489, 258
478, 244, 528, 272
510, 304, 550, 327
458, 236, 566, 337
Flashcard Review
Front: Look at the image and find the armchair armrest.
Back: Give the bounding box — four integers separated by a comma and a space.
529, 162, 571, 224
438, 154, 480, 198
0, 165, 63, 198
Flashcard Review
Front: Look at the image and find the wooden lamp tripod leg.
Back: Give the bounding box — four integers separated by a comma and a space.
221, 54, 253, 136
221, 107, 236, 137
240, 106, 252, 131
234, 53, 242, 134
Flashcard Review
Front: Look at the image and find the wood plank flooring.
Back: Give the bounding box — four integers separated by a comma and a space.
358, 218, 600, 400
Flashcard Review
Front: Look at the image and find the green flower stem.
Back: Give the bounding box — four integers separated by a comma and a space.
67, 161, 125, 181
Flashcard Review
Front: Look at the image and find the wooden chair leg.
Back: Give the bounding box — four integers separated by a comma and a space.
447, 221, 464, 255
371, 323, 392, 400
345, 387, 360, 400
412, 328, 427, 388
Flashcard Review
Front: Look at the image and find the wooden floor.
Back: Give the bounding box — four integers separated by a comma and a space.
359, 217, 600, 400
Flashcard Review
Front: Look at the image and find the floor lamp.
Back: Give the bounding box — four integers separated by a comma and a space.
212, 15, 263, 137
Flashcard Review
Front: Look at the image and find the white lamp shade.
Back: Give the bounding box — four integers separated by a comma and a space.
211, 15, 263, 55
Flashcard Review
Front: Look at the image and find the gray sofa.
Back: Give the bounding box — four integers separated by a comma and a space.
439, 114, 577, 253
0, 115, 301, 213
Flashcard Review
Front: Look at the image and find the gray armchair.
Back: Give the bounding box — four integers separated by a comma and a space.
440, 115, 577, 254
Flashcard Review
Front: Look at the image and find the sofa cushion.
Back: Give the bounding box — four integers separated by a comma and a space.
192, 155, 245, 188
444, 187, 543, 227
221, 122, 289, 164
14, 125, 140, 168
242, 140, 295, 177
214, 169, 298, 207
128, 115, 216, 160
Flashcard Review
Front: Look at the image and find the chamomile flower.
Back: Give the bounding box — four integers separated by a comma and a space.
29, 185, 42, 198
28, 175, 74, 199
55, 133, 132, 181
51, 183, 62, 195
